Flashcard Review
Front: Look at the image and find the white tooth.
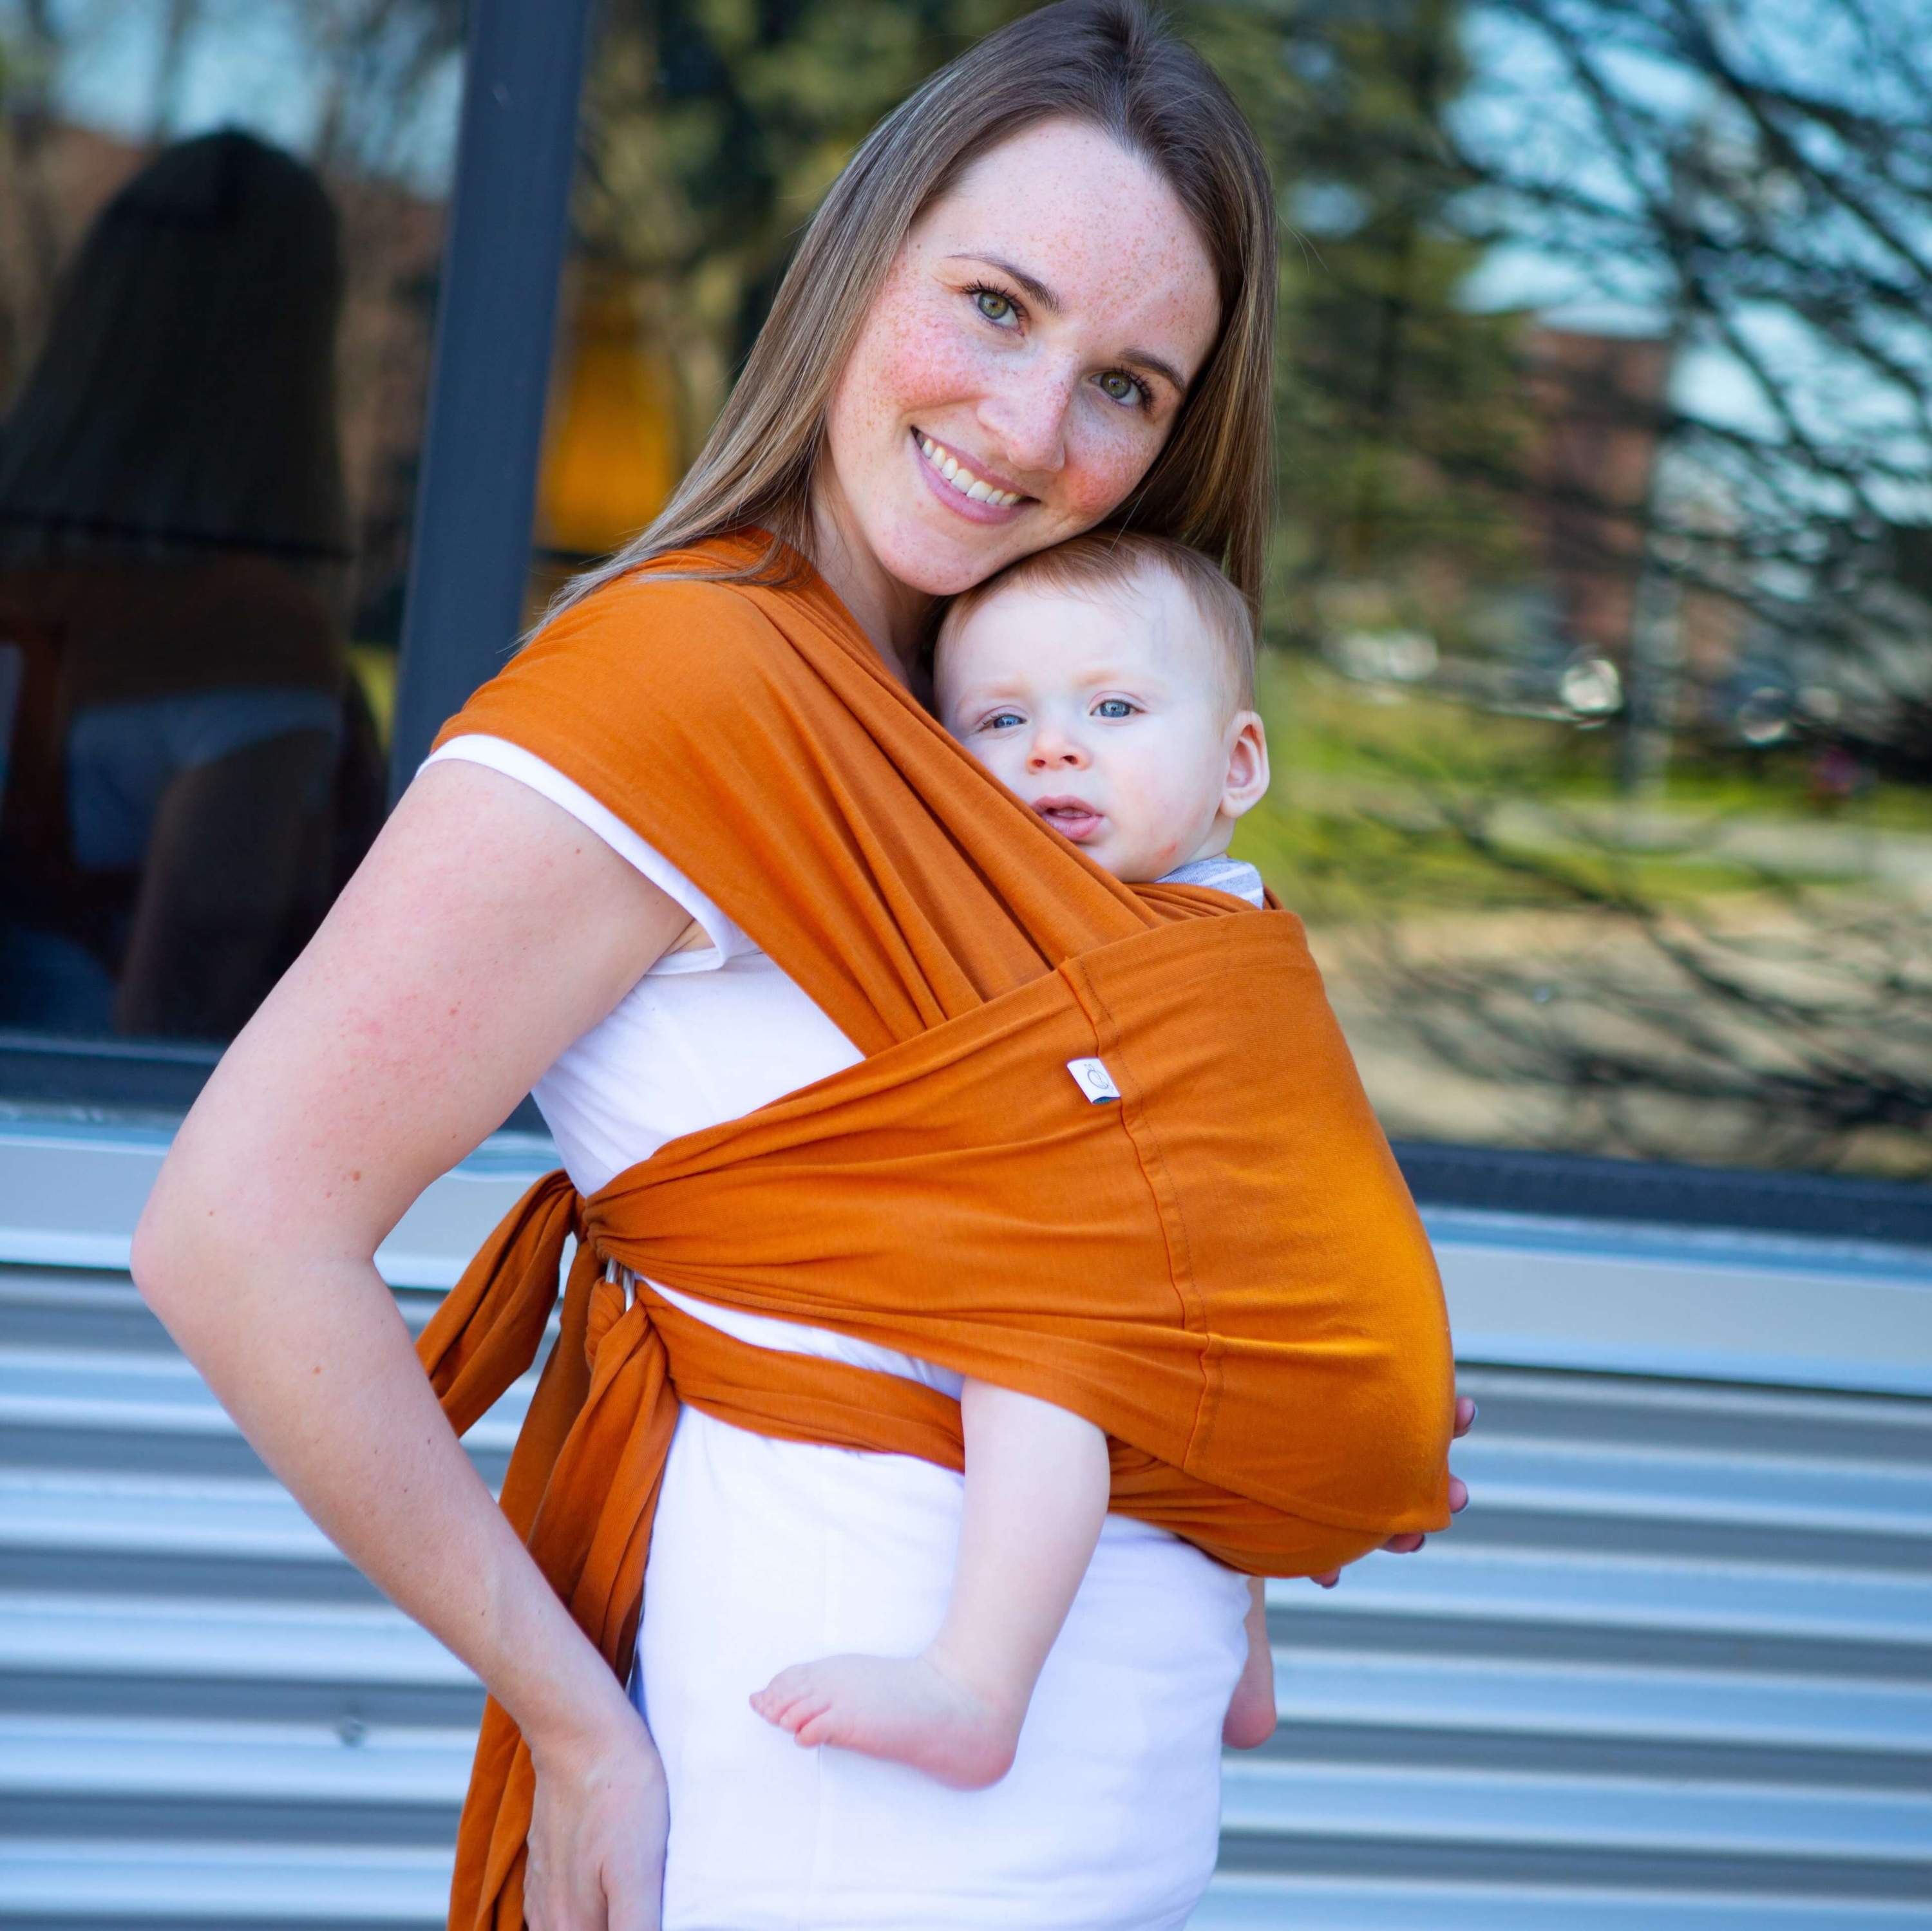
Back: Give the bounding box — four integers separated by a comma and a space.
967, 480, 993, 502
994, 490, 1016, 507
941, 457, 960, 480
921, 437, 936, 457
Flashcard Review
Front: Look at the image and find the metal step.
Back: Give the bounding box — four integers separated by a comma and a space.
0, 1345, 528, 1482
0, 1840, 450, 1928
1271, 1543, 1932, 1675
0, 1715, 469, 1844
1268, 1648, 1932, 1785
1448, 1364, 1932, 1464
4, 1255, 1930, 1928
1195, 1874, 1932, 1929
0, 1592, 480, 1726
1217, 1758, 1932, 1898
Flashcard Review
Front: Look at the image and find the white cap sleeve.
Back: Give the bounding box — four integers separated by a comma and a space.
424, 735, 750, 969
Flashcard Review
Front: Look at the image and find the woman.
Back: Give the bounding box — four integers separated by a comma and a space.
0, 131, 379, 1039
135, 6, 1468, 1928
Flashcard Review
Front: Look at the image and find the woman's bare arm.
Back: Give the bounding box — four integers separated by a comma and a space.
133, 758, 689, 1929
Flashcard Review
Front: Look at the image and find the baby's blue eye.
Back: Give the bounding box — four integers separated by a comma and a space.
1094, 698, 1138, 719
985, 710, 1025, 731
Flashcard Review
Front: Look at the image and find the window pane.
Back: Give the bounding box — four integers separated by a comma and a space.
0, 0, 462, 1048
530, 0, 1929, 1182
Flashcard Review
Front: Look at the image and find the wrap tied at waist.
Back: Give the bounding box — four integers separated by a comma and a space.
417, 912, 1455, 1930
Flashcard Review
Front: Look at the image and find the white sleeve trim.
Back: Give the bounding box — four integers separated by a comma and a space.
424, 735, 748, 968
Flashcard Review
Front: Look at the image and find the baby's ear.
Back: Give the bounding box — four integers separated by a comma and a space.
1220, 711, 1271, 821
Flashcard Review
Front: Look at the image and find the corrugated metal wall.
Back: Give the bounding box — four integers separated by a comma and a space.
2, 1135, 1929, 1928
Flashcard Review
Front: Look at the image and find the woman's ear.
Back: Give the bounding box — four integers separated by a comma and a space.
1218, 711, 1271, 823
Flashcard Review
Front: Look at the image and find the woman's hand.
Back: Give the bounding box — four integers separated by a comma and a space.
526, 1695, 670, 1931
1307, 1392, 1475, 1590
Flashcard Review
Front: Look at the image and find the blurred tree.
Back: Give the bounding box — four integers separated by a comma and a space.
1300, 0, 1932, 1176
1256, 0, 1533, 648
1454, 0, 1932, 784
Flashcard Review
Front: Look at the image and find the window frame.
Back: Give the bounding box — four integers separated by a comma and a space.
385, 0, 600, 797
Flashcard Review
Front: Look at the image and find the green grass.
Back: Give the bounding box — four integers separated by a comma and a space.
1232, 653, 1906, 921
1248, 652, 1932, 824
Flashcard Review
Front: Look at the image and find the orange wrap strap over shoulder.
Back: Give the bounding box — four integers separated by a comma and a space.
415, 536, 1456, 1929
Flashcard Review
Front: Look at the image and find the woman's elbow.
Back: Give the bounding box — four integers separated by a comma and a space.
130, 1170, 211, 1326
131, 1151, 262, 1330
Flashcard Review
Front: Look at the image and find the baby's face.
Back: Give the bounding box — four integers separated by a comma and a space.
935, 570, 1267, 881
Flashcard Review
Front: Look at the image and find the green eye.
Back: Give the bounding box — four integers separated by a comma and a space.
974, 288, 1015, 324
1098, 371, 1146, 406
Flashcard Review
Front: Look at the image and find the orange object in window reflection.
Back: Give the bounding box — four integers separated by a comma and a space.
536, 265, 680, 561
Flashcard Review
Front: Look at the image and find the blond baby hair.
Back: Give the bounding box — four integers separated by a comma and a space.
936, 530, 1257, 713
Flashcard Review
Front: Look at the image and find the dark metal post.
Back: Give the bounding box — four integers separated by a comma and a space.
387, 0, 597, 800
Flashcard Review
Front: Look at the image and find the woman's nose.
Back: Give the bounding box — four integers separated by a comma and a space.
978, 357, 1075, 480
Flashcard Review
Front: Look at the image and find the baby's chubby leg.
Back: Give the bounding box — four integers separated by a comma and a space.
750, 1379, 1109, 1789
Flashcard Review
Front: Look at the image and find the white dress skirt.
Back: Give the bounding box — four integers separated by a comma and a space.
428, 737, 1251, 1931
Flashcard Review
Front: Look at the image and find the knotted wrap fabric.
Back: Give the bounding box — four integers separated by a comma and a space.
415, 536, 1456, 1928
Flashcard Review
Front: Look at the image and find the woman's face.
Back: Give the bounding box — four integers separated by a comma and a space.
817, 119, 1222, 610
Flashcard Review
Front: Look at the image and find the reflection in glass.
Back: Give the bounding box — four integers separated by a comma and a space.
534, 0, 1931, 1179
0, 132, 370, 1039
0, 4, 457, 1046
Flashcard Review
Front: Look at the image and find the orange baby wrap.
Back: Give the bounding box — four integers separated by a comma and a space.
417, 536, 1455, 1929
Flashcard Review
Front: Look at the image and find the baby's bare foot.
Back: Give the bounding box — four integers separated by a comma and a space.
750, 1650, 1022, 1789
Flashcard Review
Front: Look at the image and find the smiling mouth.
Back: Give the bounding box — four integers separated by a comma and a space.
913, 430, 1027, 509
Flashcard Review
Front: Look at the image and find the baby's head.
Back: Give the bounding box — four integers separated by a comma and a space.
934, 533, 1269, 882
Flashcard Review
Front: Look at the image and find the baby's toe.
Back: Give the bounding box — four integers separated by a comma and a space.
793, 1704, 840, 1748
751, 1677, 806, 1726
781, 1688, 835, 1737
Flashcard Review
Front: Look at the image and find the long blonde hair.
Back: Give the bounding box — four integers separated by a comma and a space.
555, 0, 1275, 617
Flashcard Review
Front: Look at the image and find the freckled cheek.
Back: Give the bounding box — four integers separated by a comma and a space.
866, 312, 988, 421
1059, 418, 1170, 522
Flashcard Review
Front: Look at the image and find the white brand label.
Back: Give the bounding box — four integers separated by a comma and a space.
1066, 1057, 1121, 1104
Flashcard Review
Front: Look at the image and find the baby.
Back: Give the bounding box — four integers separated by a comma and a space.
750, 531, 1280, 1787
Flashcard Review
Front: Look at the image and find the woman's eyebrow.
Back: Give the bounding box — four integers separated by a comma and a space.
1121, 348, 1189, 398
945, 253, 1189, 397
947, 251, 1060, 311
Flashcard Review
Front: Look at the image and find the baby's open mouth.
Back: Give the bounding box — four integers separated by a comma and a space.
1033, 796, 1103, 842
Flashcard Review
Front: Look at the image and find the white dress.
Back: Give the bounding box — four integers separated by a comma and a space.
429, 736, 1250, 1931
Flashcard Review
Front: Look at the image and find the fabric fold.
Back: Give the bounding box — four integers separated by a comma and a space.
414, 534, 1455, 1930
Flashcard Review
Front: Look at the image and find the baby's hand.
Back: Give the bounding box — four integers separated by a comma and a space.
1307, 1391, 1475, 1588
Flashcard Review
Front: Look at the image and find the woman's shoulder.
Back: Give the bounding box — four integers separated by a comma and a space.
529, 561, 788, 683
427, 551, 820, 850
442, 562, 790, 744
